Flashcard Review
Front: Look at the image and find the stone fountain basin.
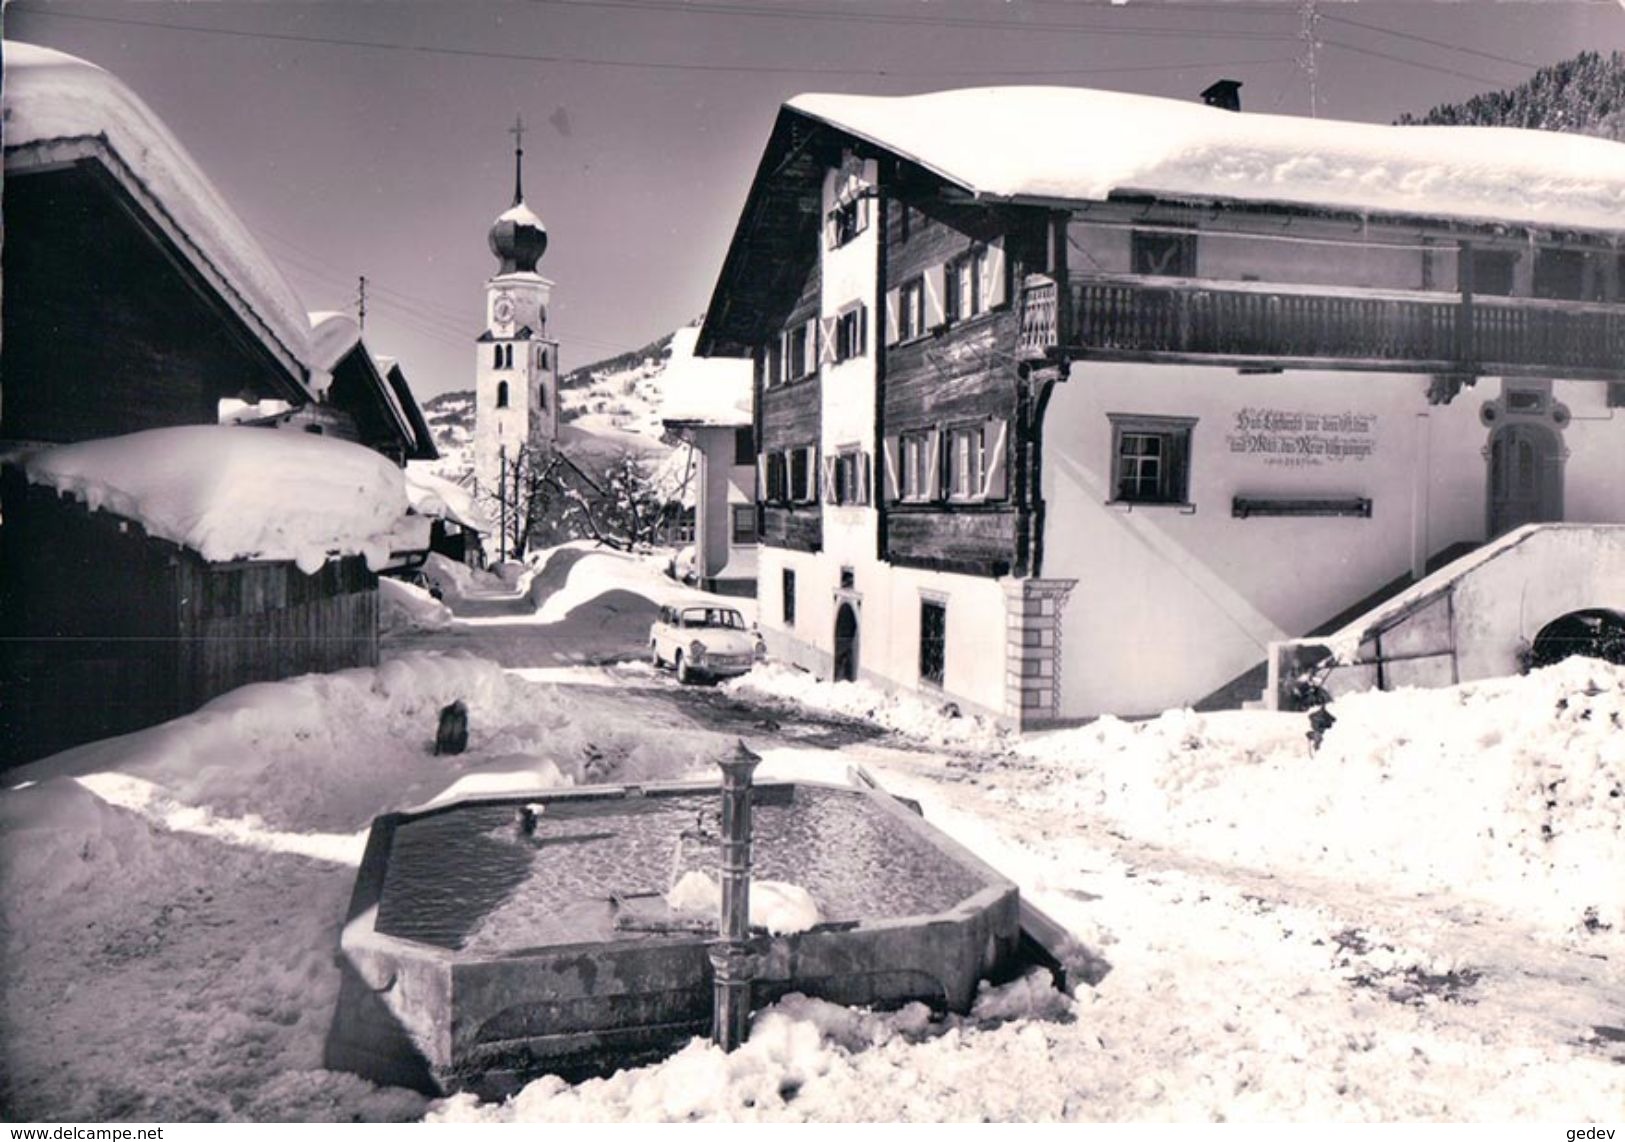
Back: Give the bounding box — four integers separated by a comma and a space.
324, 779, 1020, 1095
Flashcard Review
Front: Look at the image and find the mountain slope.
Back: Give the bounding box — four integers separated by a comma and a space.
419, 328, 689, 481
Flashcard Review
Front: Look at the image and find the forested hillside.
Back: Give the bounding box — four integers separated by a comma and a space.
1397, 50, 1625, 140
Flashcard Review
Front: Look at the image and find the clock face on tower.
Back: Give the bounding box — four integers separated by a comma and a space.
492, 294, 515, 325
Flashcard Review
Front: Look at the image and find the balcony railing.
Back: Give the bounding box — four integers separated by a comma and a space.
1018, 273, 1625, 379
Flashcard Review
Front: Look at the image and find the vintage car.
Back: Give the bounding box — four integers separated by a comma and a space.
650, 604, 764, 683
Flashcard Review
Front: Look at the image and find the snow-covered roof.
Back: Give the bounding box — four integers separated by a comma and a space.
404, 464, 492, 534
789, 87, 1625, 232
308, 311, 362, 374
496, 201, 546, 231
660, 326, 753, 428
20, 425, 416, 575
4, 43, 317, 380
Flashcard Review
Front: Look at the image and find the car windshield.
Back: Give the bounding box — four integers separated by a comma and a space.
680, 607, 745, 630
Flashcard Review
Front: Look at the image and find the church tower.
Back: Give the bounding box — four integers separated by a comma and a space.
474, 116, 560, 513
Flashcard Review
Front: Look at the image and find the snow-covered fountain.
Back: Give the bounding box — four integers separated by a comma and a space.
324, 749, 1021, 1096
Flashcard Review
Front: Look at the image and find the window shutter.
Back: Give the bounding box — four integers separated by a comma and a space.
857, 196, 871, 234
980, 418, 1009, 500
924, 265, 947, 328
858, 451, 872, 505
882, 435, 901, 501
821, 455, 838, 503
1167, 428, 1191, 503
983, 238, 1008, 309
825, 213, 838, 250
857, 305, 868, 356
818, 316, 837, 366
925, 429, 942, 500
885, 288, 901, 346
755, 454, 767, 501
803, 319, 818, 376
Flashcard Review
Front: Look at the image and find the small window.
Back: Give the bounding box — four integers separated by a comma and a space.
898, 278, 926, 341
536, 383, 546, 411
782, 568, 797, 627
493, 345, 503, 369
829, 198, 866, 248
1108, 414, 1196, 505
1131, 231, 1197, 277
733, 426, 755, 466
765, 452, 788, 503
946, 426, 985, 501
831, 449, 869, 506
537, 346, 550, 370
919, 600, 946, 686
496, 380, 510, 409
947, 250, 985, 323
1466, 248, 1517, 297
840, 566, 855, 590
790, 447, 813, 503
731, 504, 757, 545
900, 430, 934, 501
786, 324, 809, 380
836, 306, 866, 362
766, 338, 784, 387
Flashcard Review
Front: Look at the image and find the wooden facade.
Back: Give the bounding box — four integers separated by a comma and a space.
756, 215, 825, 554
1, 161, 310, 444
0, 474, 378, 767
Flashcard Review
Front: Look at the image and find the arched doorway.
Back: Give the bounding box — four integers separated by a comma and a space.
1487, 421, 1563, 538
1529, 609, 1625, 669
833, 603, 859, 682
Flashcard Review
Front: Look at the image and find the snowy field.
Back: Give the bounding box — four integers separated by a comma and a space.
3, 608, 1622, 1119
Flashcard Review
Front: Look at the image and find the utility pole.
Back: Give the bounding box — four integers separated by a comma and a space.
1298, 0, 1321, 118
357, 274, 368, 331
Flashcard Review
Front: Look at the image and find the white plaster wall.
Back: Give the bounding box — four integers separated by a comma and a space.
1042, 361, 1491, 717
1551, 379, 1625, 524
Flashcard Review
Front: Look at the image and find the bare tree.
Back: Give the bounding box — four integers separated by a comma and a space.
483, 442, 692, 556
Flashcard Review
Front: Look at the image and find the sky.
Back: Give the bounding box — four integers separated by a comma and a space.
8, 0, 1625, 401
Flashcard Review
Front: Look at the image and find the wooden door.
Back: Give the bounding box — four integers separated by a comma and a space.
1488, 422, 1563, 538
833, 603, 860, 683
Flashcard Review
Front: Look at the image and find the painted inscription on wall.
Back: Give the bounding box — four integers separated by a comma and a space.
1225, 408, 1378, 468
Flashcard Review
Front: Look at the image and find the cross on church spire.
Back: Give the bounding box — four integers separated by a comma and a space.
509, 114, 526, 205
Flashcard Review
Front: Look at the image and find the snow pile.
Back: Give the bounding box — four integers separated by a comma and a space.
726, 662, 1009, 750
666, 871, 822, 935
1014, 658, 1625, 936
659, 325, 752, 428
5, 43, 315, 378
0, 652, 739, 1120
378, 576, 453, 633
429, 971, 1068, 1123
791, 86, 1625, 231
21, 425, 421, 574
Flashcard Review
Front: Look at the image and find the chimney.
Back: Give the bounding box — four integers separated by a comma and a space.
1201, 79, 1242, 113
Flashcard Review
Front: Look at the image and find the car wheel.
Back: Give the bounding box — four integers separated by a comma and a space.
676, 651, 693, 685
650, 641, 663, 669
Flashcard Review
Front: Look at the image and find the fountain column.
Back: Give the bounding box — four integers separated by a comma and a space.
709, 740, 760, 1051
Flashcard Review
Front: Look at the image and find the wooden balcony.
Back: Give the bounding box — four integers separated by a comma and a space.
1018, 273, 1625, 380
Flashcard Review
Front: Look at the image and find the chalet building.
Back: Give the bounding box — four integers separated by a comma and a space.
661, 326, 759, 596
0, 44, 426, 764
698, 86, 1625, 726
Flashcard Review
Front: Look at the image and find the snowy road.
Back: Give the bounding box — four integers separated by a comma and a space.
4, 585, 1622, 1120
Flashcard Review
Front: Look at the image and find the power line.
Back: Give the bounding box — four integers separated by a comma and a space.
1321, 38, 1509, 89
1319, 11, 1537, 72
527, 0, 1299, 42
11, 5, 1293, 78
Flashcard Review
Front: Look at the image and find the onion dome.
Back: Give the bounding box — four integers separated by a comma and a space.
488, 116, 548, 273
